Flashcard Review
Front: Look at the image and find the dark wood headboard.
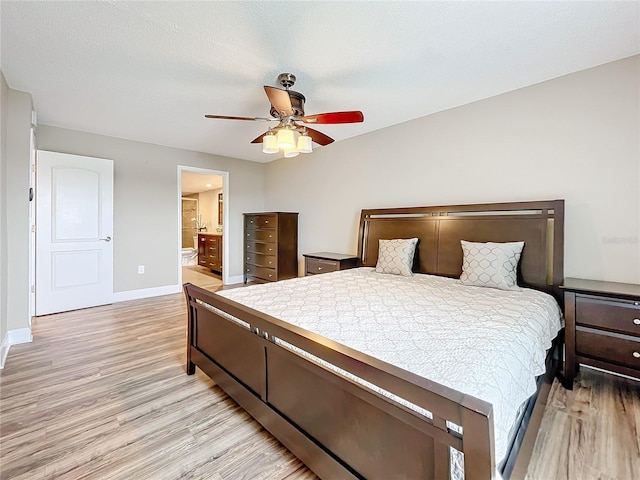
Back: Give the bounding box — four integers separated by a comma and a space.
357, 200, 564, 300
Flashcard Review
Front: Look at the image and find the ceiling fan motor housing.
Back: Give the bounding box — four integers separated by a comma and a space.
270, 89, 306, 118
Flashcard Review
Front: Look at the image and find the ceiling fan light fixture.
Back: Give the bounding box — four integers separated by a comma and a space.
262, 131, 278, 154
277, 129, 296, 149
283, 147, 300, 158
296, 134, 312, 154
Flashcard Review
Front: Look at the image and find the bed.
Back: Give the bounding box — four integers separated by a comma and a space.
184, 200, 565, 480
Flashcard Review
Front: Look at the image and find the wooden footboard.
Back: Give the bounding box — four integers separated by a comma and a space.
185, 283, 497, 480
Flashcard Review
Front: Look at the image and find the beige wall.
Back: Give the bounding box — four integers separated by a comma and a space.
265, 56, 640, 283
0, 71, 9, 348
198, 188, 223, 232
4, 80, 33, 339
36, 126, 265, 291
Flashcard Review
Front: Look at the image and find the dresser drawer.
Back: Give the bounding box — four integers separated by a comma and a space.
246, 229, 277, 243
246, 242, 276, 255
245, 215, 276, 229
576, 327, 640, 370
245, 264, 277, 282
306, 258, 340, 275
576, 294, 640, 337
246, 252, 276, 269
207, 260, 221, 271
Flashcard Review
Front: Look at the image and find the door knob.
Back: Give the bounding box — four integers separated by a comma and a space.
99, 236, 112, 242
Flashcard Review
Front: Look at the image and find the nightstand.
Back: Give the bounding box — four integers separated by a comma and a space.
561, 277, 640, 389
303, 252, 358, 276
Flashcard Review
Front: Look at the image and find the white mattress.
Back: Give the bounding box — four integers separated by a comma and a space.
216, 267, 562, 471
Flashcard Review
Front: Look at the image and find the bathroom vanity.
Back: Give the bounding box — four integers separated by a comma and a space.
197, 233, 222, 273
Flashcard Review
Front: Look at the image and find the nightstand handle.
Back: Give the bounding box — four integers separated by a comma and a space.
634, 318, 640, 325
633, 352, 640, 359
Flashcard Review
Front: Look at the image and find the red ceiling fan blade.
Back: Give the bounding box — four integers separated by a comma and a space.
305, 128, 334, 146
264, 86, 293, 116
302, 111, 364, 124
250, 131, 270, 144
205, 115, 272, 121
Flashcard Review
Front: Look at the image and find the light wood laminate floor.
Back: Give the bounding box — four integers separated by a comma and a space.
1, 292, 638, 479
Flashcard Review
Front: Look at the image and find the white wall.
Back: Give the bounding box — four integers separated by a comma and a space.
36, 126, 265, 292
265, 56, 640, 284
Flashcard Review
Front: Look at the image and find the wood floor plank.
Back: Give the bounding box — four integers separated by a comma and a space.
1, 282, 639, 480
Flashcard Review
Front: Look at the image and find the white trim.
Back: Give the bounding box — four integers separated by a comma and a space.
177, 166, 230, 285
112, 284, 182, 303
1, 328, 33, 369
226, 275, 244, 285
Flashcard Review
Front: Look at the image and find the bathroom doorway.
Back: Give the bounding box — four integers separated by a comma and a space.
178, 166, 229, 289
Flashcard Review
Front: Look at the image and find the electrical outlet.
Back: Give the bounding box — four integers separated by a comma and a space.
137, 265, 145, 274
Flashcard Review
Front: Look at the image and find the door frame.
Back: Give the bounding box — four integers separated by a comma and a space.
177, 166, 229, 285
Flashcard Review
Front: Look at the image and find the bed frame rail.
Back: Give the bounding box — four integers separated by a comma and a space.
185, 283, 496, 480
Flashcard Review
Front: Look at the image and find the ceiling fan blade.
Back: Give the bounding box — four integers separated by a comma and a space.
305, 127, 334, 146
205, 114, 272, 121
302, 111, 364, 124
264, 86, 293, 116
250, 131, 269, 144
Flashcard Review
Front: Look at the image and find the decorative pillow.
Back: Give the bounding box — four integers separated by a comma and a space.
375, 238, 418, 277
459, 240, 524, 291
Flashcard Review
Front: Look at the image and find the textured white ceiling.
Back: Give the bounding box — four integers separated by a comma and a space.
1, 1, 638, 163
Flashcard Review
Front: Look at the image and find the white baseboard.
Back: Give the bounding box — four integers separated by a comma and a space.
112, 284, 182, 303
0, 327, 33, 369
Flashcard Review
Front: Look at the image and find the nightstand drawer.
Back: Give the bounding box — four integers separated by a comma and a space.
306, 258, 340, 275
576, 327, 640, 370
246, 252, 276, 269
576, 295, 640, 336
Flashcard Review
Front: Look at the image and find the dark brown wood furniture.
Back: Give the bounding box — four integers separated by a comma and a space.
197, 233, 222, 273
303, 252, 359, 276
562, 277, 640, 388
185, 200, 564, 480
244, 212, 298, 283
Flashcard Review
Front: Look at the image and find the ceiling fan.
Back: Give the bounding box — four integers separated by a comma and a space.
205, 73, 364, 157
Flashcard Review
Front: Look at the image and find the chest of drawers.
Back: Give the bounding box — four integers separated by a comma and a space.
562, 278, 640, 388
244, 212, 298, 283
197, 234, 222, 273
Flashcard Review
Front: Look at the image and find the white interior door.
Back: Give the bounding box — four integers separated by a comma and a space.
36, 150, 114, 315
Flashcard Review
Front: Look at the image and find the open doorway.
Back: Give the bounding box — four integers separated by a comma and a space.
178, 166, 229, 290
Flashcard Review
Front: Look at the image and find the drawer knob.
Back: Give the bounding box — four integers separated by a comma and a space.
269, 248, 273, 252
634, 319, 640, 325
633, 352, 640, 359
265, 220, 269, 224
318, 267, 323, 270
269, 274, 273, 278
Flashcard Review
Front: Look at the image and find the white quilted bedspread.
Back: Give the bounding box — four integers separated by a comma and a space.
217, 267, 562, 467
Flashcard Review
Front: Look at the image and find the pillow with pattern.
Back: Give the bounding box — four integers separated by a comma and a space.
459, 240, 524, 290
375, 238, 418, 277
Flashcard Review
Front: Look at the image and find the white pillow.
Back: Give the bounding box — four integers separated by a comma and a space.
375, 238, 418, 277
459, 240, 524, 291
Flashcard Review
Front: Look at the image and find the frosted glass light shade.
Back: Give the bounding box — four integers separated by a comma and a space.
297, 135, 312, 153
283, 148, 299, 158
262, 133, 278, 154
277, 129, 295, 149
